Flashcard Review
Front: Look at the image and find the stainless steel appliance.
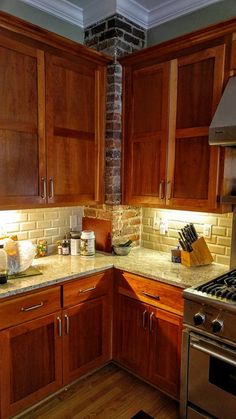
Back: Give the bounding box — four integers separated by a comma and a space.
180, 270, 236, 418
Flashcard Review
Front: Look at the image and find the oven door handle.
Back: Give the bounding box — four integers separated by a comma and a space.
190, 341, 236, 367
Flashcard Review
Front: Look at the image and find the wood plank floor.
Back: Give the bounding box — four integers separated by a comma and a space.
18, 364, 179, 419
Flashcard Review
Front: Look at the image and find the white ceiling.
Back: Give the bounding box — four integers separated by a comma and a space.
20, 0, 223, 29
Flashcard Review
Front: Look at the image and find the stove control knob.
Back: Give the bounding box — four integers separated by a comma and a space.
211, 319, 223, 334
193, 312, 205, 326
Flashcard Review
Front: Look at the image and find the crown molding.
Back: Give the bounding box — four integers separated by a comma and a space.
147, 0, 223, 28
20, 0, 83, 27
19, 0, 222, 30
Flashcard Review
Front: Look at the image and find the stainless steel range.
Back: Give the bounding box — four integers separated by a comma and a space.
180, 269, 236, 419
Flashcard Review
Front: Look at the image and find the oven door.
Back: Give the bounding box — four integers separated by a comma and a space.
188, 333, 236, 419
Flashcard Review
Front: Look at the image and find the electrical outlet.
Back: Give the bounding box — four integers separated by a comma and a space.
203, 224, 212, 238
160, 218, 168, 235
153, 215, 159, 230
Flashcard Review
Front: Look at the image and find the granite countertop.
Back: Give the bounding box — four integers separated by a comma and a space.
0, 247, 228, 299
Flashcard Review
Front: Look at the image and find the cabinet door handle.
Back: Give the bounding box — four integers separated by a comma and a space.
57, 316, 62, 337
64, 314, 70, 335
142, 310, 148, 329
49, 177, 54, 199
159, 180, 165, 200
79, 285, 96, 294
149, 312, 154, 333
166, 180, 172, 200
41, 177, 47, 199
21, 301, 44, 312
141, 291, 160, 301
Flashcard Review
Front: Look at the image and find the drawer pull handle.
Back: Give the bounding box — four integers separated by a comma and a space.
141, 291, 160, 301
79, 285, 96, 294
21, 302, 44, 312
149, 312, 154, 333
49, 177, 54, 199
142, 310, 148, 329
57, 316, 62, 337
65, 314, 70, 335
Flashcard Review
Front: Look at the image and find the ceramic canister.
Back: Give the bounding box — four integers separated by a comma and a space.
80, 230, 95, 256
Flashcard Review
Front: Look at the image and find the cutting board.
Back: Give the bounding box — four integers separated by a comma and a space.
82, 217, 112, 253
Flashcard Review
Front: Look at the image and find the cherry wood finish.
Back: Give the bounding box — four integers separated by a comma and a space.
116, 295, 149, 378
149, 307, 182, 398
46, 54, 106, 205
0, 287, 61, 330
63, 296, 111, 384
123, 62, 170, 205
167, 46, 225, 210
0, 35, 46, 207
121, 21, 236, 212
0, 312, 63, 418
114, 271, 183, 399
62, 271, 113, 385
117, 270, 184, 315
0, 11, 109, 209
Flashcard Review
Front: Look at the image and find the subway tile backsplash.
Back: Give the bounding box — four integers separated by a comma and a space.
141, 208, 232, 267
0, 207, 83, 254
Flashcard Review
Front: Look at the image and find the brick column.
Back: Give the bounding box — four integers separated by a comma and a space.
84, 14, 146, 245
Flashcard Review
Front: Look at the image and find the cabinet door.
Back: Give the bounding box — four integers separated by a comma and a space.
0, 312, 62, 418
46, 54, 105, 205
168, 45, 225, 210
116, 295, 149, 378
123, 62, 170, 205
0, 35, 46, 208
148, 307, 182, 399
63, 295, 111, 384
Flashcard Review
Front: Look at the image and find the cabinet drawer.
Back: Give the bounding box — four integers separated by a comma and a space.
63, 271, 112, 308
116, 271, 183, 315
0, 287, 61, 330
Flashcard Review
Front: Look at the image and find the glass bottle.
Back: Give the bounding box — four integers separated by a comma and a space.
0, 244, 8, 284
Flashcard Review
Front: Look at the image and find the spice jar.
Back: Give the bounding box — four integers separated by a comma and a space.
61, 239, 70, 255
80, 231, 95, 256
36, 239, 48, 257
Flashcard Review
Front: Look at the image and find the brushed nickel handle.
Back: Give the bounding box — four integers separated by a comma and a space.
79, 285, 96, 294
166, 180, 172, 200
21, 302, 44, 312
41, 177, 47, 199
149, 312, 154, 333
64, 314, 70, 335
190, 342, 236, 367
49, 177, 54, 199
141, 291, 160, 301
142, 310, 148, 329
159, 180, 165, 200
57, 316, 62, 337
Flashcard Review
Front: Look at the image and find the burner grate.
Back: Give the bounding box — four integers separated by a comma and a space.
197, 269, 236, 301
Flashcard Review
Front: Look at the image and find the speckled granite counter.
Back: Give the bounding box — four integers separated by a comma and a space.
0, 247, 228, 299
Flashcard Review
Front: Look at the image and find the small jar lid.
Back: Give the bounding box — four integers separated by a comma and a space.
81, 230, 95, 239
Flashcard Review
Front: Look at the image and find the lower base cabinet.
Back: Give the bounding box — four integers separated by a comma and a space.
116, 294, 182, 399
114, 271, 183, 400
0, 312, 63, 418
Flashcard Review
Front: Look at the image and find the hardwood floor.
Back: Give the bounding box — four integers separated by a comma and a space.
18, 364, 179, 419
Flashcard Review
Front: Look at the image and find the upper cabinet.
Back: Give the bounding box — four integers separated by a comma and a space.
121, 20, 236, 213
0, 36, 46, 208
46, 54, 105, 205
0, 12, 109, 209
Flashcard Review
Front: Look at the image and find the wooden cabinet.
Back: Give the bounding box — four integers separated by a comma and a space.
114, 271, 183, 399
168, 46, 225, 211
46, 53, 105, 205
121, 33, 236, 212
0, 287, 62, 418
123, 62, 170, 205
0, 35, 45, 208
62, 271, 112, 384
0, 12, 109, 209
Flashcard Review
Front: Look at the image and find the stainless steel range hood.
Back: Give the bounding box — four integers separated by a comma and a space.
209, 76, 236, 146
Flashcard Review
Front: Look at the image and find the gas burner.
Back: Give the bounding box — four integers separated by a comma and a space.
197, 269, 236, 302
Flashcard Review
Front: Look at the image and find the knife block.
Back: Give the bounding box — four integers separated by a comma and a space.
181, 236, 213, 267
